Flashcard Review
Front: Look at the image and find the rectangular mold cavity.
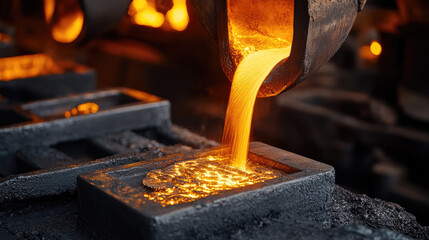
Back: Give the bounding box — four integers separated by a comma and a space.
53, 139, 111, 162
0, 88, 170, 157
0, 126, 216, 204
0, 54, 95, 104
25, 91, 140, 120
0, 109, 32, 127
78, 142, 334, 240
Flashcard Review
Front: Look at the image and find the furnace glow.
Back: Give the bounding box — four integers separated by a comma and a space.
143, 155, 281, 205
44, 0, 84, 43
128, 0, 189, 31
0, 54, 63, 81
370, 41, 382, 56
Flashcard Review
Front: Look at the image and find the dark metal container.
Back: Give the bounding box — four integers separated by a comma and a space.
191, 0, 366, 97
78, 142, 334, 240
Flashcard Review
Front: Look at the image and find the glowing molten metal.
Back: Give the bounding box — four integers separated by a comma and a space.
370, 41, 382, 56
128, 0, 189, 31
0, 54, 63, 81
143, 155, 281, 205
222, 0, 293, 169
129, 0, 165, 28
65, 102, 99, 118
44, 0, 84, 43
142, 0, 293, 204
166, 0, 189, 31
222, 48, 291, 169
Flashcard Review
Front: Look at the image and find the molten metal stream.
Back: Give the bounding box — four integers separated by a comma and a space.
143, 40, 292, 206
222, 47, 291, 170
142, 0, 293, 204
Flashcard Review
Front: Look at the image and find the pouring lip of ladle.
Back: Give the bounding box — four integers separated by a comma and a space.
358, 0, 367, 12
190, 0, 364, 97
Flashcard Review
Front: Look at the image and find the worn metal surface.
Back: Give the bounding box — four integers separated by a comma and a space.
0, 88, 170, 176
190, 0, 363, 97
0, 88, 170, 153
0, 59, 95, 104
0, 186, 427, 239
78, 142, 334, 240
0, 152, 162, 206
0, 125, 217, 204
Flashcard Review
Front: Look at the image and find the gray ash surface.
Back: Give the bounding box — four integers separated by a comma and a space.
332, 186, 429, 239
0, 186, 427, 240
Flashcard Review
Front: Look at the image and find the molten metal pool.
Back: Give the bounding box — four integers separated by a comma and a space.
142, 155, 281, 205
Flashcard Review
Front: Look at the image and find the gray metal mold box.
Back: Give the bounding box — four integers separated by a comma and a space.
0, 88, 170, 153
78, 142, 335, 240
0, 55, 96, 104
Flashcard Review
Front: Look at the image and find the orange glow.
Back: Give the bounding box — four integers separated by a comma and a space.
129, 0, 165, 28
370, 41, 382, 56
65, 102, 99, 118
143, 0, 292, 205
166, 0, 189, 31
0, 54, 63, 81
143, 155, 280, 205
228, 0, 294, 64
45, 0, 84, 43
44, 0, 55, 22
360, 41, 382, 63
222, 0, 293, 169
0, 33, 12, 43
128, 0, 189, 31
222, 48, 291, 170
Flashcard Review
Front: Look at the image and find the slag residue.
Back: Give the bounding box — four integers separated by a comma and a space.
142, 155, 281, 206
65, 102, 99, 118
0, 54, 63, 81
